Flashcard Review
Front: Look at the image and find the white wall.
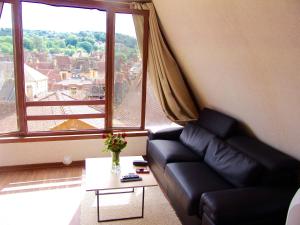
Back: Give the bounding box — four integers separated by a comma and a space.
0, 136, 147, 166
153, 0, 300, 160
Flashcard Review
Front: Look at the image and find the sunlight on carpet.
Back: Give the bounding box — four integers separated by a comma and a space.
80, 186, 182, 225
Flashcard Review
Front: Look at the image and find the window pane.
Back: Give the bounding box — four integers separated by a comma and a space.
145, 79, 176, 131
113, 13, 143, 128
28, 118, 104, 132
0, 3, 18, 134
22, 3, 106, 102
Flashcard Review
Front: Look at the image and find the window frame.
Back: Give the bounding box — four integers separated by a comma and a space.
0, 0, 149, 138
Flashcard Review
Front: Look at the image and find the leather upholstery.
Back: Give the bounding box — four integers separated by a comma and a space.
180, 122, 215, 157
165, 162, 232, 215
198, 108, 237, 138
204, 138, 263, 187
200, 187, 294, 225
147, 153, 168, 190
227, 136, 300, 186
148, 127, 183, 140
148, 140, 201, 169
227, 136, 300, 171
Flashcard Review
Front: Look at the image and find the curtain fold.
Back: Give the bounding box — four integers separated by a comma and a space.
0, 2, 4, 20
131, 2, 199, 124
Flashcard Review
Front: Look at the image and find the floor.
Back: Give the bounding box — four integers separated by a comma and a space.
0, 166, 84, 225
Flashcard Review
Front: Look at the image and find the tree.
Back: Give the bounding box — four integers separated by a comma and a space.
0, 42, 13, 54
23, 37, 34, 50
65, 34, 78, 46
46, 39, 55, 48
93, 44, 99, 51
0, 36, 12, 44
63, 48, 75, 56
32, 36, 46, 52
115, 33, 137, 49
78, 31, 88, 38
49, 47, 61, 54
54, 39, 66, 48
84, 37, 96, 45
77, 41, 93, 53
0, 28, 12, 36
0, 30, 139, 60
94, 32, 106, 42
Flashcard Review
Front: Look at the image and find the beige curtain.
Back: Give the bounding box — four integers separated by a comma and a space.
0, 2, 4, 20
131, 3, 199, 124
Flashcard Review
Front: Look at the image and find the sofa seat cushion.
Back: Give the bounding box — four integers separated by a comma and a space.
148, 140, 201, 169
204, 138, 263, 187
179, 122, 215, 157
165, 162, 232, 216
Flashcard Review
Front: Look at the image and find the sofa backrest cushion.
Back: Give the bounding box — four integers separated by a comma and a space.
180, 122, 215, 158
198, 108, 237, 138
227, 136, 300, 172
227, 136, 300, 185
204, 138, 263, 187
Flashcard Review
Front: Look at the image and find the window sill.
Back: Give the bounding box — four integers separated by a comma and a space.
0, 130, 148, 144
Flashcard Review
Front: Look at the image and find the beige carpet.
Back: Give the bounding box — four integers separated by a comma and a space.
80, 186, 182, 225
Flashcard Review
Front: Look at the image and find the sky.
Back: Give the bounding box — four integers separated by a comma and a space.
0, 2, 137, 37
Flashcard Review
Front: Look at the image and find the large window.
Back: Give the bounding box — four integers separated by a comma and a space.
0, 0, 149, 137
22, 3, 106, 133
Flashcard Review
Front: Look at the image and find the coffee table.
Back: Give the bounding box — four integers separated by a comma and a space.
85, 156, 158, 222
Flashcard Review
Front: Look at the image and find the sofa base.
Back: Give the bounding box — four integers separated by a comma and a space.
167, 186, 202, 225
148, 154, 202, 225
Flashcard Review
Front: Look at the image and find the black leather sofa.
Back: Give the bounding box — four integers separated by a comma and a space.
147, 108, 300, 225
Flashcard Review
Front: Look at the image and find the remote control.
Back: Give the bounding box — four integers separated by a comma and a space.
120, 177, 142, 182
122, 173, 139, 179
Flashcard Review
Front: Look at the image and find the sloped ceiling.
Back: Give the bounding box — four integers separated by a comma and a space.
152, 0, 300, 159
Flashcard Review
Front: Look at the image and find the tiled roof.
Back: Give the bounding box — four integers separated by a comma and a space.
55, 55, 72, 66
36, 69, 61, 82
35, 62, 54, 70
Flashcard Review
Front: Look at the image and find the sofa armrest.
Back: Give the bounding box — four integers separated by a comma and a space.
199, 187, 295, 224
148, 127, 183, 140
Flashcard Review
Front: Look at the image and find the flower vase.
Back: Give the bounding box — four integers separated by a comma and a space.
111, 151, 121, 174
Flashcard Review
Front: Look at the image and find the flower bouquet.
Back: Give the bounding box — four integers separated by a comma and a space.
103, 133, 127, 173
